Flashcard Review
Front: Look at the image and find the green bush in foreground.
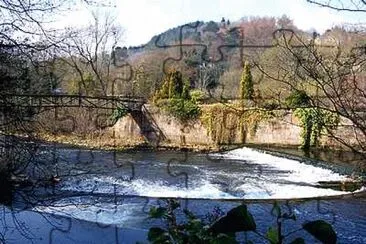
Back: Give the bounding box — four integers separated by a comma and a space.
148, 200, 337, 244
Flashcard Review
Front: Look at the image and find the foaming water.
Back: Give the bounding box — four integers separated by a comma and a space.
211, 147, 351, 198
19, 145, 366, 243
53, 146, 354, 201
216, 147, 347, 183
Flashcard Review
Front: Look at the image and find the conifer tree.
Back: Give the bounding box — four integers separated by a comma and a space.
240, 61, 254, 100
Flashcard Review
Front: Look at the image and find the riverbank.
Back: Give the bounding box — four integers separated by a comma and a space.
13, 132, 366, 170
31, 132, 221, 153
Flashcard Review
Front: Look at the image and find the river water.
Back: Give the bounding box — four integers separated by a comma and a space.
1, 144, 366, 243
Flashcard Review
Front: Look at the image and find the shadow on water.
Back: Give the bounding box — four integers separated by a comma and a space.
0, 171, 13, 207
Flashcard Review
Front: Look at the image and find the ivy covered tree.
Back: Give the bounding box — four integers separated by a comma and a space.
240, 61, 254, 100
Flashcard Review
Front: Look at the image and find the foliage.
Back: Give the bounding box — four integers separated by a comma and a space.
189, 89, 205, 103
168, 70, 184, 98
110, 106, 128, 124
154, 70, 200, 122
257, 26, 366, 155
285, 90, 311, 108
262, 101, 280, 110
164, 99, 200, 122
132, 64, 155, 98
154, 69, 184, 100
181, 79, 191, 100
203, 21, 220, 32
294, 108, 340, 150
200, 104, 274, 144
148, 200, 337, 244
240, 61, 254, 100
197, 63, 223, 92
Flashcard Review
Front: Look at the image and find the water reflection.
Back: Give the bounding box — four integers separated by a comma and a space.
1, 141, 365, 243
1, 196, 366, 244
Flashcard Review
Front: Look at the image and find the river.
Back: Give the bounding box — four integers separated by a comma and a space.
1, 143, 365, 243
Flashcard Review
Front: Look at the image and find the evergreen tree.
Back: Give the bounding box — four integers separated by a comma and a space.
240, 61, 254, 100
181, 79, 190, 100
156, 69, 184, 100
167, 69, 183, 98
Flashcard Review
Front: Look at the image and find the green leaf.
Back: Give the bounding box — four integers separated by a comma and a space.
303, 220, 337, 244
209, 205, 256, 234
266, 227, 279, 244
149, 207, 167, 219
290, 237, 305, 244
147, 227, 170, 243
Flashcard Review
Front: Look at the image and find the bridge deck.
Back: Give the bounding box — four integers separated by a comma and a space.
0, 94, 146, 111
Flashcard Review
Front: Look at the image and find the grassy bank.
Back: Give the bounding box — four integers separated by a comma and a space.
35, 132, 221, 153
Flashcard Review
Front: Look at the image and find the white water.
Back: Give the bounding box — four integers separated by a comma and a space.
213, 147, 350, 199
33, 147, 360, 225
57, 147, 351, 199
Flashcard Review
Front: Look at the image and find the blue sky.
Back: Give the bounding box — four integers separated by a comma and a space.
61, 0, 365, 46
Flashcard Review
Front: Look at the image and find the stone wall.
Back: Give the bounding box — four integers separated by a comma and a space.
247, 113, 302, 145
113, 105, 359, 149
113, 105, 214, 146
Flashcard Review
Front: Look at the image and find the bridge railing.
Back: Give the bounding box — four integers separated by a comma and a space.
0, 93, 146, 111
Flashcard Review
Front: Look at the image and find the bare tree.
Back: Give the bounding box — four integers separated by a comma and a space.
59, 11, 123, 96
307, 0, 366, 12
256, 28, 366, 157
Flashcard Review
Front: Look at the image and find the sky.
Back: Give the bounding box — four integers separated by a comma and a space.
60, 0, 365, 46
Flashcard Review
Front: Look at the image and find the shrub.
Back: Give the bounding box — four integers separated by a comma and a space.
110, 106, 128, 124
148, 200, 337, 244
164, 98, 200, 122
189, 89, 205, 103
285, 90, 311, 108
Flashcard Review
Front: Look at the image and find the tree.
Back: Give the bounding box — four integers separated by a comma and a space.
59, 11, 123, 96
256, 28, 366, 157
0, 0, 119, 193
240, 61, 254, 100
276, 15, 296, 29
306, 0, 366, 12
197, 63, 222, 92
237, 16, 277, 45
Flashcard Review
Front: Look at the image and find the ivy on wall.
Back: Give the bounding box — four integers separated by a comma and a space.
200, 104, 274, 145
294, 108, 339, 150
